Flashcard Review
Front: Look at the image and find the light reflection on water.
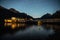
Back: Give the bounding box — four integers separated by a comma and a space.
1, 23, 56, 40
1, 22, 60, 40
4, 23, 26, 29
14, 25, 54, 36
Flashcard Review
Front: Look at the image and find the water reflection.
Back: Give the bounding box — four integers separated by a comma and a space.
43, 24, 60, 31
4, 23, 26, 29
0, 23, 60, 40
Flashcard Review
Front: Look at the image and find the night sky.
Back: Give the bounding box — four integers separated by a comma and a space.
0, 0, 60, 18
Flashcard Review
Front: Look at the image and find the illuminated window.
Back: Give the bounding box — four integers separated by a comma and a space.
7, 20, 12, 22
11, 17, 16, 20
4, 19, 12, 22
30, 18, 33, 20
4, 19, 7, 22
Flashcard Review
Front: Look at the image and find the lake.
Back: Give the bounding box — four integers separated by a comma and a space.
0, 23, 60, 40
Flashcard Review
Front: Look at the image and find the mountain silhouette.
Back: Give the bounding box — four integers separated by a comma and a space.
40, 10, 60, 19
0, 6, 33, 20
52, 10, 60, 18
0, 6, 33, 34
40, 13, 52, 19
9, 8, 20, 13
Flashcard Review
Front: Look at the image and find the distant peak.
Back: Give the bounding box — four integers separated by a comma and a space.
0, 6, 5, 8
9, 8, 15, 11
0, 6, 8, 10
9, 8, 17, 11
9, 8, 20, 13
44, 13, 51, 16
0, 6, 2, 7
56, 10, 60, 13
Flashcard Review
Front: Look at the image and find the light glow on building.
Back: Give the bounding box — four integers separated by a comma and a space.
4, 17, 26, 23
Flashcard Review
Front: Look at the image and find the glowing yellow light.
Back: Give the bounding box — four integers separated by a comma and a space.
38, 20, 42, 26
11, 23, 16, 29
17, 24, 20, 27
17, 24, 26, 27
4, 23, 12, 27
4, 19, 12, 22
7, 20, 12, 22
11, 17, 17, 22
11, 17, 16, 20
7, 23, 12, 25
4, 19, 7, 22
4, 23, 7, 26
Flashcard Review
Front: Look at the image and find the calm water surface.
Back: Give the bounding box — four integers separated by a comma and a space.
0, 24, 60, 40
